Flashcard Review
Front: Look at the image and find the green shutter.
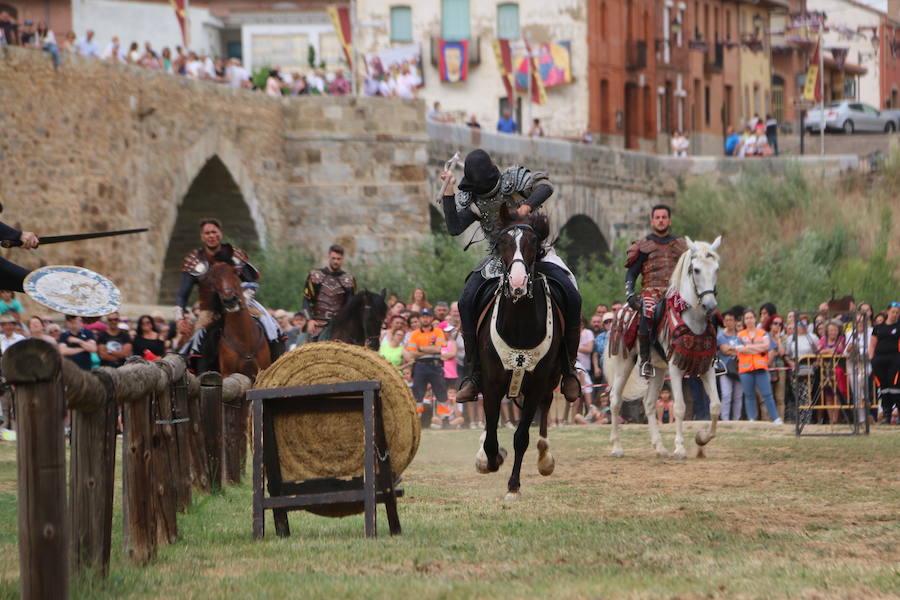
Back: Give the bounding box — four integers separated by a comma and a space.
442, 0, 470, 41
497, 3, 519, 40
390, 6, 412, 43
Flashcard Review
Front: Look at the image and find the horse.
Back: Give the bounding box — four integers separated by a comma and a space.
319, 289, 388, 351
604, 237, 723, 460
474, 204, 565, 500
202, 248, 271, 379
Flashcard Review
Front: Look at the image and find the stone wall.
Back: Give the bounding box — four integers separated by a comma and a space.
0, 46, 429, 307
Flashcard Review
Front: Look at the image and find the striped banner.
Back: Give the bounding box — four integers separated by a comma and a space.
328, 5, 353, 68
168, 0, 188, 47
492, 39, 515, 106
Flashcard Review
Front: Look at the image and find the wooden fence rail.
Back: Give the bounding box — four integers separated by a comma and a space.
2, 339, 251, 600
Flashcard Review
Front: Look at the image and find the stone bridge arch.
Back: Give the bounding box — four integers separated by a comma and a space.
157, 132, 269, 303
556, 214, 610, 266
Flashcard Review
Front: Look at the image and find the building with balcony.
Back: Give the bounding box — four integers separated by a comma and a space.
736, 0, 789, 130
355, 0, 588, 138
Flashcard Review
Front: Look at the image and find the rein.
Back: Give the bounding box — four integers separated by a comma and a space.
687, 257, 717, 308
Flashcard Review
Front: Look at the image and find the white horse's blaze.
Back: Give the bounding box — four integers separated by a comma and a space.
508, 229, 528, 295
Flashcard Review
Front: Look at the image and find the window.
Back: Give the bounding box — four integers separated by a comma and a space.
442, 0, 470, 41
497, 3, 519, 40
390, 6, 413, 43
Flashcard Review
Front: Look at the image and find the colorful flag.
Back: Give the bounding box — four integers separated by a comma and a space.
438, 40, 468, 82
328, 5, 353, 68
519, 39, 547, 104
802, 37, 821, 102
492, 39, 515, 106
169, 0, 188, 47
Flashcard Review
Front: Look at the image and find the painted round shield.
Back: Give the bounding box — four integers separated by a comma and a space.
24, 265, 121, 317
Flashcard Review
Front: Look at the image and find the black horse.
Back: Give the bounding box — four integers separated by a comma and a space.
475, 204, 565, 500
324, 289, 388, 351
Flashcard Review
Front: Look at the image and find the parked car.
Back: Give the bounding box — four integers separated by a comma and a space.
805, 101, 899, 134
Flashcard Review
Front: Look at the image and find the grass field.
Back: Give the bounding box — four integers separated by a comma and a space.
0, 422, 898, 599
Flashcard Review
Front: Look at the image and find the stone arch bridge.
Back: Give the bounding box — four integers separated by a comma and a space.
1, 46, 855, 305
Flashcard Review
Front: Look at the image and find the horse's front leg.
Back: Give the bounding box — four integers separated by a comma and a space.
476, 392, 505, 474
506, 397, 539, 500
695, 367, 721, 458
537, 389, 555, 476
641, 372, 668, 457
608, 354, 633, 458
668, 363, 689, 459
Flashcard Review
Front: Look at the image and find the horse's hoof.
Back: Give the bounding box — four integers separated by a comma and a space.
611, 449, 624, 459
673, 451, 687, 461
504, 491, 520, 501
696, 446, 706, 459
538, 454, 555, 476
655, 448, 669, 458
695, 431, 711, 446
475, 448, 489, 474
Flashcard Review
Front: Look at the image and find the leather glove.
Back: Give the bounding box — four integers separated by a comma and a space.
627, 294, 641, 312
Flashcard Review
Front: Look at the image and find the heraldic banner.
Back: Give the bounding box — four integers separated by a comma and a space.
439, 40, 468, 83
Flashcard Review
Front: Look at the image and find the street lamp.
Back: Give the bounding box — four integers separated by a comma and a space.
671, 16, 682, 38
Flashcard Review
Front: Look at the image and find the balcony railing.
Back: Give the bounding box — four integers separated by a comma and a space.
626, 40, 647, 71
704, 42, 724, 75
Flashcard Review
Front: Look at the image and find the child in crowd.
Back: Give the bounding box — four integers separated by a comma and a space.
656, 387, 674, 424
0, 290, 23, 318
431, 387, 465, 429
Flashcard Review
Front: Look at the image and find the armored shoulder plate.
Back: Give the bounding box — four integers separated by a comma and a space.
309, 269, 326, 285
338, 273, 355, 290
624, 240, 642, 268
499, 165, 533, 196
455, 190, 474, 208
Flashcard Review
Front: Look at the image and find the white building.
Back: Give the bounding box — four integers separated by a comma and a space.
808, 0, 884, 107
355, 0, 589, 138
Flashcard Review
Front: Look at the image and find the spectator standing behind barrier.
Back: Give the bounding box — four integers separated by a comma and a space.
717, 311, 743, 420
27, 316, 57, 346
765, 314, 791, 421
724, 126, 741, 156
76, 30, 100, 57
379, 328, 405, 369
59, 314, 97, 371
497, 108, 517, 134
765, 114, 779, 156
97, 312, 132, 367
736, 309, 783, 424
405, 308, 448, 429
869, 303, 900, 424
131, 314, 165, 360
818, 320, 848, 425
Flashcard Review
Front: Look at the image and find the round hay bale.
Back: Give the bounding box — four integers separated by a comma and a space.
254, 342, 420, 517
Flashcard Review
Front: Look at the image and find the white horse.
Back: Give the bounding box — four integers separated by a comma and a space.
604, 237, 723, 460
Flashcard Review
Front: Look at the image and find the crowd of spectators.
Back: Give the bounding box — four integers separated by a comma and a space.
0, 16, 357, 97
1, 284, 897, 438
724, 114, 780, 157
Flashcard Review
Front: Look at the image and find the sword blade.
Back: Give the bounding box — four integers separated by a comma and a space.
2, 228, 149, 248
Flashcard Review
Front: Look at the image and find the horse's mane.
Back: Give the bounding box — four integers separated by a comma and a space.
212, 244, 234, 264
334, 289, 388, 323
666, 240, 719, 299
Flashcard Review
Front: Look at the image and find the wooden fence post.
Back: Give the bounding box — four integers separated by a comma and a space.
3, 339, 69, 600
222, 374, 251, 485
200, 372, 223, 492
122, 370, 157, 564
149, 386, 179, 545
184, 374, 210, 493
171, 374, 193, 508
68, 364, 117, 577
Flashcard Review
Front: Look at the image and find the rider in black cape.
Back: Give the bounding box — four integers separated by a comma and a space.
439, 149, 583, 404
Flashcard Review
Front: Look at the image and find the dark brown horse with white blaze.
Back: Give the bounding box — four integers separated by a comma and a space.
475, 205, 564, 500
201, 249, 271, 379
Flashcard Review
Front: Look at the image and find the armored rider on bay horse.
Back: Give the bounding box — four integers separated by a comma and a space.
175, 218, 282, 371
439, 149, 582, 403
625, 204, 688, 378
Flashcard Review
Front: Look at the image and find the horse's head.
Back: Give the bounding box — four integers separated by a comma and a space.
682, 236, 722, 314
206, 245, 243, 313
361, 288, 388, 350
496, 203, 548, 301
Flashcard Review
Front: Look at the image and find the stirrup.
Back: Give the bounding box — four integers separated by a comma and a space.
714, 359, 727, 376
456, 376, 480, 403
639, 361, 655, 378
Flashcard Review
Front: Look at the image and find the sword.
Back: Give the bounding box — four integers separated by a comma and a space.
1, 228, 149, 248
438, 152, 461, 199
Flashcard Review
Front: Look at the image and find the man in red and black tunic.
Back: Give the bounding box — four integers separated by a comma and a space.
625, 204, 687, 378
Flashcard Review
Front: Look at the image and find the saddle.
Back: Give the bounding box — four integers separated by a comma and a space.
609, 298, 666, 357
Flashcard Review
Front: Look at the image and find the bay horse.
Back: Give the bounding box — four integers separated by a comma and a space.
475, 204, 565, 500
604, 237, 723, 459
323, 289, 388, 351
203, 248, 271, 379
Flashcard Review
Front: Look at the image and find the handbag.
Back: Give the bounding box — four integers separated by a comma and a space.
725, 357, 740, 380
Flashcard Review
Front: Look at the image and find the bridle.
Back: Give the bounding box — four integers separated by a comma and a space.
495, 223, 537, 302
361, 293, 381, 350
688, 255, 718, 309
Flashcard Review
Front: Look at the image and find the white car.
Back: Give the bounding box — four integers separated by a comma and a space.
806, 101, 898, 134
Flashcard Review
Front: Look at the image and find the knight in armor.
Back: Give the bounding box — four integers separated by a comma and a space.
174, 218, 283, 371
625, 204, 687, 378
302, 244, 356, 339
439, 149, 583, 404
0, 221, 40, 291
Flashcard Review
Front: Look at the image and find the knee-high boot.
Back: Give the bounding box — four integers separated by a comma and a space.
638, 333, 655, 378
456, 331, 481, 403
560, 328, 582, 402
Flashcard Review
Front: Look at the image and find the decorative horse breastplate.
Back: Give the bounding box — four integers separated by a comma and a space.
489, 274, 554, 400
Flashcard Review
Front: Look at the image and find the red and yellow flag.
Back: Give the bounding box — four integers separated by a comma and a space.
328, 6, 353, 68
522, 38, 548, 105
493, 39, 515, 106
802, 36, 821, 102
169, 0, 188, 47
